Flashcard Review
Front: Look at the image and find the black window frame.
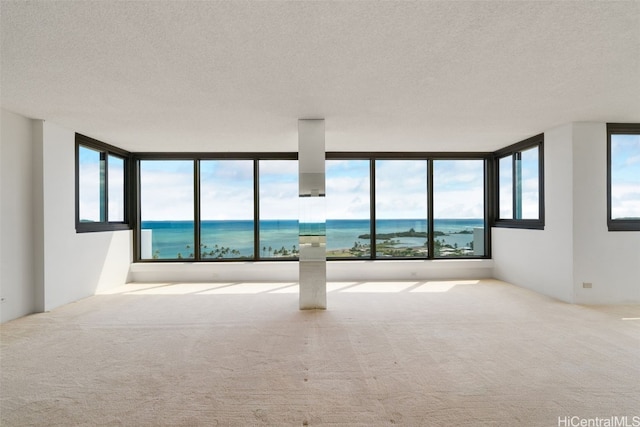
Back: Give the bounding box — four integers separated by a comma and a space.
492, 134, 545, 230
607, 123, 640, 232
133, 152, 298, 262
75, 134, 132, 233
133, 151, 491, 262
326, 152, 491, 261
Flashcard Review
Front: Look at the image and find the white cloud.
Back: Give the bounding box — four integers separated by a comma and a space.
434, 188, 483, 218
612, 183, 640, 219
78, 162, 100, 221
260, 160, 298, 175
140, 167, 194, 221
326, 176, 369, 219
259, 181, 299, 219
625, 155, 640, 166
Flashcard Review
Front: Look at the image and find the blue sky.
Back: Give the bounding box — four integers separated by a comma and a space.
498, 147, 539, 219
78, 146, 124, 221
84, 157, 488, 221
611, 134, 640, 219
79, 136, 640, 222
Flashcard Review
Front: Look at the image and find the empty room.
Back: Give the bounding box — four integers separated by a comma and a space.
1, 1, 639, 426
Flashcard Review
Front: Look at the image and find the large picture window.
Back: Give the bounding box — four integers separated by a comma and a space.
134, 153, 490, 262
375, 160, 428, 258
493, 134, 544, 229
75, 134, 130, 233
325, 160, 371, 258
200, 160, 255, 259
607, 123, 640, 231
139, 160, 195, 260
433, 159, 486, 257
259, 160, 299, 259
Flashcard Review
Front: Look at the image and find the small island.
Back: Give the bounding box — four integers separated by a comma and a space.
357, 228, 443, 240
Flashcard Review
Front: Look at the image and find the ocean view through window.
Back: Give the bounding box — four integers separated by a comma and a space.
433, 160, 485, 257
375, 160, 428, 258
201, 160, 254, 258
140, 160, 195, 260
259, 160, 299, 259
135, 154, 491, 261
326, 160, 371, 258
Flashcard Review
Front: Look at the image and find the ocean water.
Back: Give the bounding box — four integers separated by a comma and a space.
141, 219, 484, 259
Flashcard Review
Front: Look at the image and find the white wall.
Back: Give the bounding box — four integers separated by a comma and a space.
572, 123, 640, 304
493, 122, 640, 304
493, 124, 576, 302
39, 121, 132, 311
3, 111, 636, 321
129, 259, 494, 283
1, 109, 37, 322
0, 111, 133, 323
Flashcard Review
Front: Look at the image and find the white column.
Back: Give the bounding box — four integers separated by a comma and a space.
298, 119, 326, 310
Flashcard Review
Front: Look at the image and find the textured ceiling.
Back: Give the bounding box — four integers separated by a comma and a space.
1, 1, 639, 152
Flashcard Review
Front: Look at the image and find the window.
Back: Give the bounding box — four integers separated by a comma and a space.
134, 153, 490, 262
608, 124, 640, 231
75, 134, 130, 232
325, 159, 371, 258
493, 134, 544, 229
375, 160, 428, 258
259, 160, 299, 259
433, 159, 486, 257
139, 160, 195, 260
201, 160, 255, 259
325, 153, 490, 261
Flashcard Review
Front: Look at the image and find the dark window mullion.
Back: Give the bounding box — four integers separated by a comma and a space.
100, 152, 107, 222
427, 159, 434, 259
194, 160, 201, 261
254, 159, 260, 260
537, 142, 545, 222
370, 159, 376, 260
484, 158, 492, 257
514, 151, 523, 219
133, 158, 141, 261
511, 153, 517, 220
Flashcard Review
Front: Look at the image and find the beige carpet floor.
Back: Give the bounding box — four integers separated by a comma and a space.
1, 279, 639, 426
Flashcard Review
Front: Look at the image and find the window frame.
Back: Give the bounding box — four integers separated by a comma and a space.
607, 123, 640, 232
492, 134, 545, 230
132, 151, 491, 262
75, 134, 132, 233
133, 152, 298, 262
326, 152, 491, 261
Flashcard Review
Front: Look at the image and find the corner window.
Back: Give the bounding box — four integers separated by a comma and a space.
75, 134, 130, 232
493, 134, 544, 229
608, 124, 640, 231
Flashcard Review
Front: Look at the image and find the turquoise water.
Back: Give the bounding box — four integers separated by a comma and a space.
141, 219, 484, 259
